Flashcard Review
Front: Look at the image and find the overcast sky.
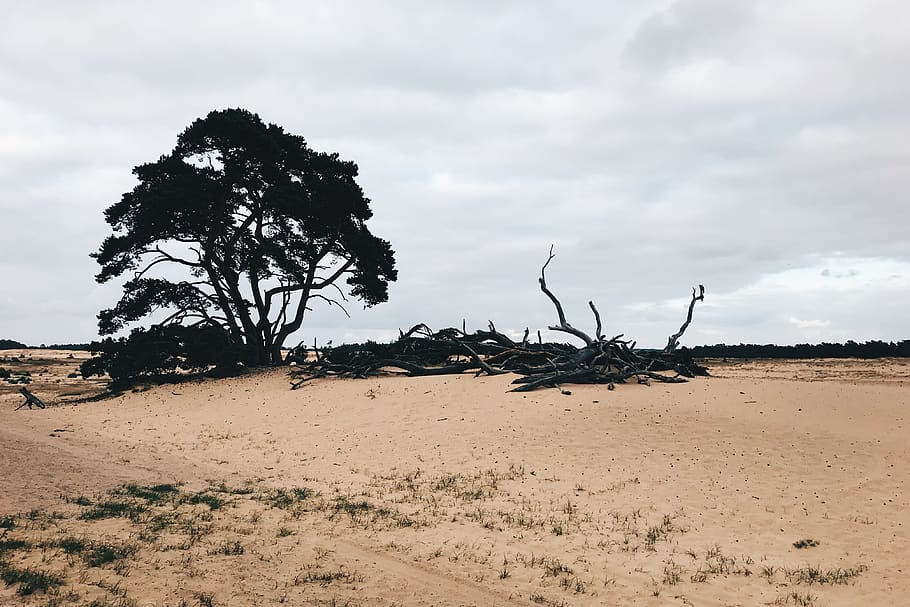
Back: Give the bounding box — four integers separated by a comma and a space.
1, 1, 908, 348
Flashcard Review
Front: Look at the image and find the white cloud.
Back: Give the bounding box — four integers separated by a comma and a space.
0, 1, 908, 346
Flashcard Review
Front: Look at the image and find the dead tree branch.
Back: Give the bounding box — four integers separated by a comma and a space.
288, 248, 707, 392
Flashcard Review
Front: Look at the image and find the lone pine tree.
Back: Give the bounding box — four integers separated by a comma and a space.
85, 108, 396, 385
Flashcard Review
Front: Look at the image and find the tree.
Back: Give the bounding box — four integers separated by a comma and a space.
89, 108, 397, 370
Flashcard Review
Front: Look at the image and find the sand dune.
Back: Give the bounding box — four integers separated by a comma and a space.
0, 357, 906, 605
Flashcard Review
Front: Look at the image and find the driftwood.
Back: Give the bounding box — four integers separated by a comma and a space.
289, 247, 706, 392
15, 387, 46, 410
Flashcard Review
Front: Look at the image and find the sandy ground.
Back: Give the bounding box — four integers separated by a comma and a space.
0, 354, 907, 606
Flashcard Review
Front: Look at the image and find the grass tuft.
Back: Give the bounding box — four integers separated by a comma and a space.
0, 561, 64, 595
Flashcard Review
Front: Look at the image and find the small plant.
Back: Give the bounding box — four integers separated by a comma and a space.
58, 536, 90, 555
558, 576, 585, 594
663, 560, 683, 585
195, 592, 216, 607
785, 564, 867, 585
0, 516, 15, 530
793, 538, 820, 549
261, 487, 312, 509
293, 566, 361, 585
117, 483, 180, 504
84, 541, 138, 567
277, 527, 294, 538
774, 591, 816, 606
211, 541, 244, 556
543, 559, 572, 577
184, 491, 226, 510
332, 495, 387, 521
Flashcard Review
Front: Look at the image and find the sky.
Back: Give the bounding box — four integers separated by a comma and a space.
1, 0, 908, 348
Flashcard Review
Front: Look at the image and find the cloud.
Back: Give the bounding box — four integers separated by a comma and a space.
0, 1, 908, 346
788, 317, 830, 330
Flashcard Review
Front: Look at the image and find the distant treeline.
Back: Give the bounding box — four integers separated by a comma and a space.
3, 337, 909, 359
681, 340, 910, 359
0, 339, 90, 350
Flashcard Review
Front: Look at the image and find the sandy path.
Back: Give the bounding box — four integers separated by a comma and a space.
0, 360, 907, 605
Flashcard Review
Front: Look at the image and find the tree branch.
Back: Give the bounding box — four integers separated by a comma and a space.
539, 246, 595, 347
663, 285, 705, 354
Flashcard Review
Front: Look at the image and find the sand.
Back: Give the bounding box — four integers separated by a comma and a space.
0, 354, 906, 606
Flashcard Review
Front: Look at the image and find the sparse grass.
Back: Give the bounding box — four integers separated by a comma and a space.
195, 592, 216, 606
260, 487, 313, 509
774, 591, 816, 606
663, 559, 683, 585
331, 495, 391, 522
42, 588, 82, 607
0, 561, 64, 595
67, 495, 93, 506
115, 483, 180, 504
558, 575, 586, 594
543, 559, 573, 577
86, 598, 139, 607
78, 500, 147, 522
0, 537, 29, 553
210, 540, 244, 556
183, 491, 226, 510
294, 566, 361, 585
530, 595, 568, 607
690, 545, 752, 582
644, 514, 674, 550
785, 564, 867, 585
55, 536, 138, 566
211, 482, 254, 495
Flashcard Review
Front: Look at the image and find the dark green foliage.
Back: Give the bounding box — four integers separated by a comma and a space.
0, 339, 27, 349
0, 367, 9, 379
88, 108, 397, 388
0, 516, 15, 530
81, 325, 248, 391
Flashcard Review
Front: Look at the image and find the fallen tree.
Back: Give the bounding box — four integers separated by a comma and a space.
289, 248, 706, 392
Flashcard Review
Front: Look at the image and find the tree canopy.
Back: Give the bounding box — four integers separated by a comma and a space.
88, 108, 396, 378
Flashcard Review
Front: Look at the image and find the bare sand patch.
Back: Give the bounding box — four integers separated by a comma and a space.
0, 358, 907, 605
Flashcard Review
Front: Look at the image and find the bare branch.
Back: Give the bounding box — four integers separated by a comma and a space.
589, 301, 603, 341
539, 246, 595, 347
310, 293, 351, 318
663, 284, 705, 354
